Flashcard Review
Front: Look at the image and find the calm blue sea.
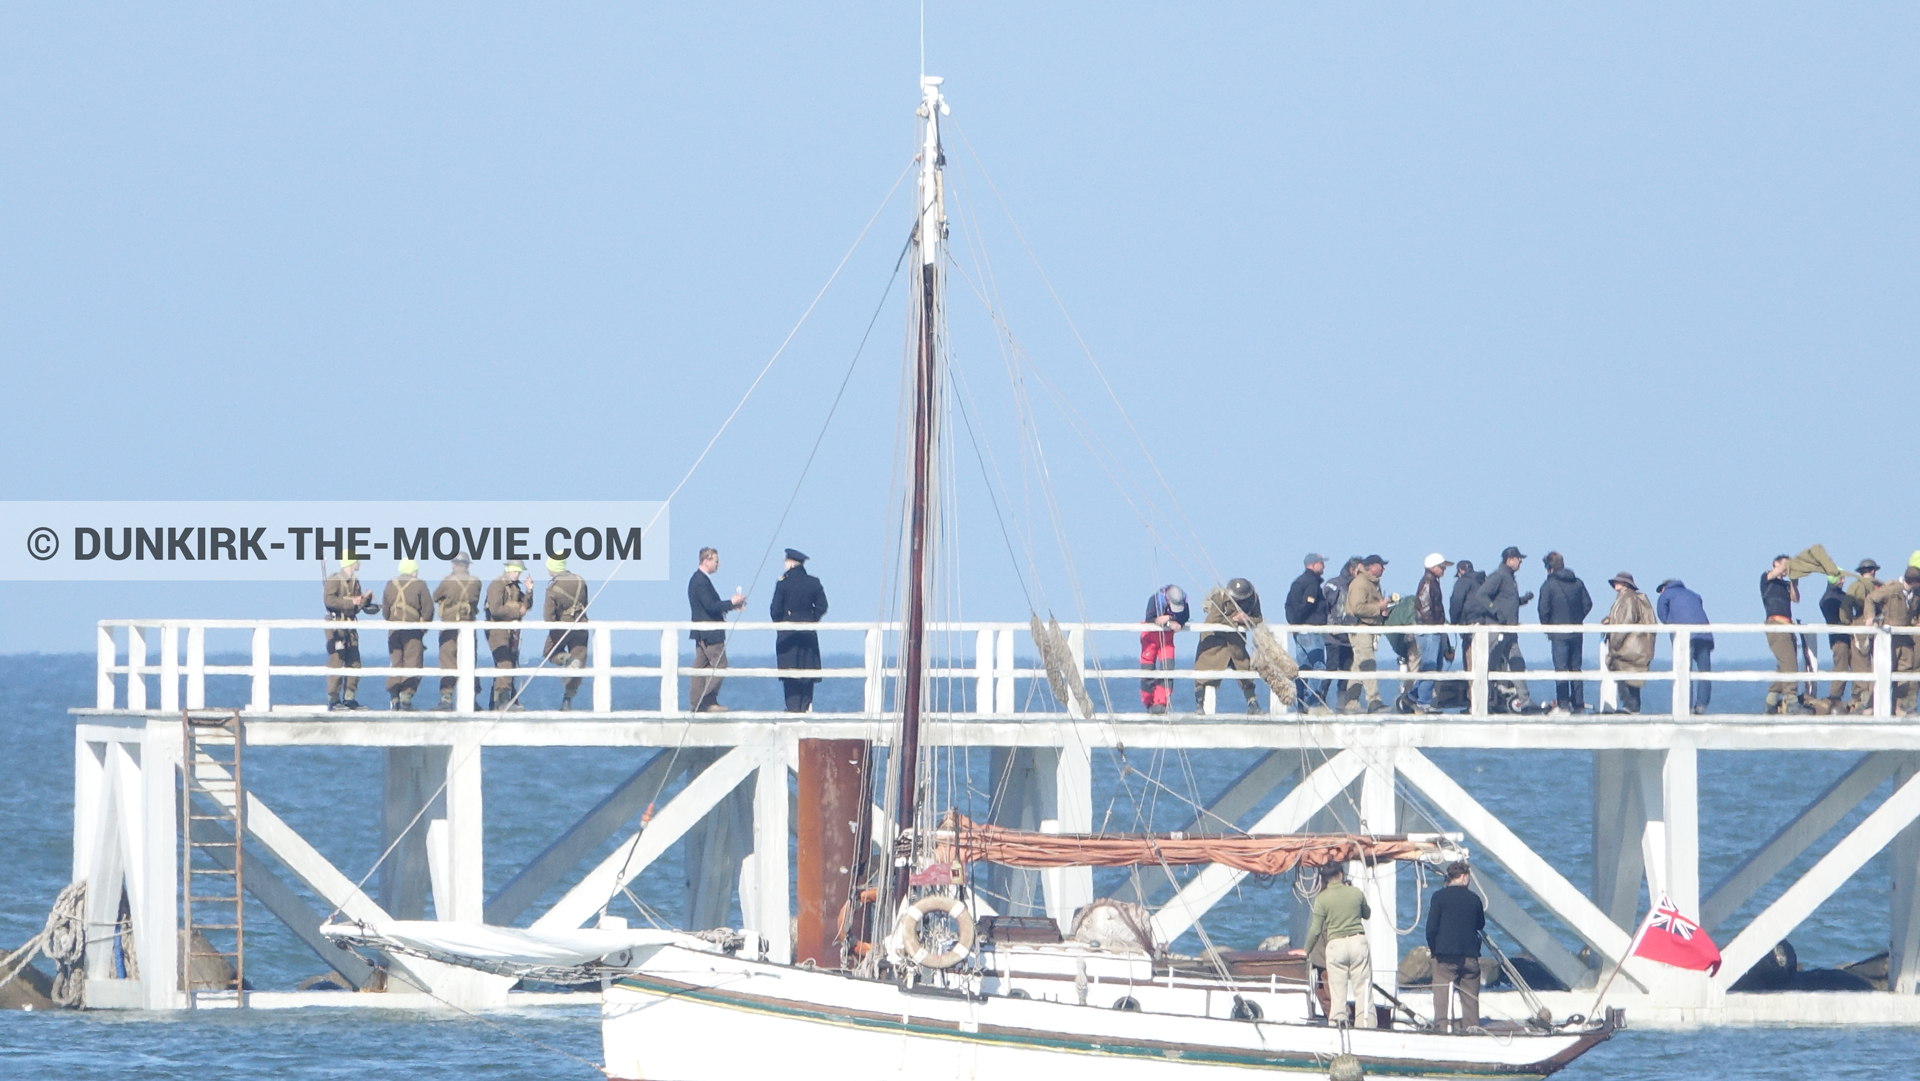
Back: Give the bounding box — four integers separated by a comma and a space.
2, 651, 1916, 1078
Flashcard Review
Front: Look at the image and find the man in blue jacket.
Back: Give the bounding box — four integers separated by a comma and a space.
1656, 579, 1715, 714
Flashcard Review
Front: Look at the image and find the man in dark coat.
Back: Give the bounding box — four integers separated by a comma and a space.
770, 549, 829, 713
1425, 861, 1486, 1034
1285, 554, 1329, 709
1471, 546, 1536, 712
1447, 560, 1486, 691
688, 547, 746, 712
1536, 551, 1593, 714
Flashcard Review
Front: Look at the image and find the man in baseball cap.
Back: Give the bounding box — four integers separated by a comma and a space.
1286, 554, 1331, 709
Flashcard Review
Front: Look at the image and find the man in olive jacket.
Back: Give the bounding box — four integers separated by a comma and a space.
323, 556, 373, 710
1306, 865, 1374, 1027
485, 561, 534, 710
1345, 556, 1391, 714
432, 554, 482, 710
382, 559, 433, 711
543, 557, 591, 710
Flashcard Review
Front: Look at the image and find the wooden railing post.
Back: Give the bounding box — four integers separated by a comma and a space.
974, 628, 994, 715
158, 624, 178, 712
249, 626, 271, 711
660, 628, 679, 714
863, 628, 884, 714
1875, 626, 1894, 719
592, 626, 612, 713
97, 624, 117, 709
1470, 629, 1489, 716
456, 624, 477, 713
1672, 629, 1692, 717
185, 625, 206, 710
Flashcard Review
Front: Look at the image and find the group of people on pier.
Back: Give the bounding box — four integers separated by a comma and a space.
1145, 544, 1920, 718
313, 540, 1919, 717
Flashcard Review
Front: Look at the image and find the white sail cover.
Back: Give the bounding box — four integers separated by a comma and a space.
321, 920, 697, 967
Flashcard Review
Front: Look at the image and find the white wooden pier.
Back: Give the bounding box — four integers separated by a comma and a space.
66, 616, 1920, 1028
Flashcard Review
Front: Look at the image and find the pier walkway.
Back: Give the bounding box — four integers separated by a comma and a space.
65, 617, 1920, 1028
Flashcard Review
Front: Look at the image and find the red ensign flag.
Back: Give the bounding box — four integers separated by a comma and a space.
1631, 895, 1721, 975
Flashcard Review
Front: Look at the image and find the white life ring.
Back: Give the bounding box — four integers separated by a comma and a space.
894, 895, 976, 970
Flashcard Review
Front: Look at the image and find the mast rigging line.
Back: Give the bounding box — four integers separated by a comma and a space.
323, 158, 916, 921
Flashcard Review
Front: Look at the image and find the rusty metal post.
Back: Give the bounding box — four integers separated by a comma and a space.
795, 738, 869, 968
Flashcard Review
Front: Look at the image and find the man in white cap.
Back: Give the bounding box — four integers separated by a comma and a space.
1413, 553, 1452, 712
322, 555, 373, 710
383, 559, 433, 710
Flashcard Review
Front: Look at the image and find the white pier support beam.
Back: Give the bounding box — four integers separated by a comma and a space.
127, 625, 147, 711
97, 625, 117, 709
1048, 737, 1095, 932
994, 629, 1016, 714
186, 626, 206, 710
159, 624, 178, 713
1361, 749, 1400, 1000
750, 731, 792, 963
139, 717, 179, 1010
1892, 757, 1920, 993
592, 627, 612, 713
659, 628, 680, 713
381, 748, 448, 920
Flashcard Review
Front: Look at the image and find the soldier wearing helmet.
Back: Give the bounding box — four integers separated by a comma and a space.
543, 556, 591, 710
432, 553, 482, 710
1195, 578, 1265, 714
383, 558, 433, 710
322, 554, 373, 711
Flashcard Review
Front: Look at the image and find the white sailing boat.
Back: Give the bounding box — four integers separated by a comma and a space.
327, 75, 1617, 1080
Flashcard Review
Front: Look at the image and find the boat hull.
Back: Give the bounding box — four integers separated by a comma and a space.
602, 945, 1610, 1081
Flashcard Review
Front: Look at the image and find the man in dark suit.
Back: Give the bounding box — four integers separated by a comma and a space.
770, 548, 829, 712
688, 547, 745, 712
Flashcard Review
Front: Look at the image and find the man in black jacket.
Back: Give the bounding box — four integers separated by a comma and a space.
770, 549, 829, 713
1536, 552, 1594, 714
1471, 546, 1536, 712
688, 547, 746, 712
1412, 553, 1452, 711
1425, 861, 1486, 1034
1285, 554, 1329, 709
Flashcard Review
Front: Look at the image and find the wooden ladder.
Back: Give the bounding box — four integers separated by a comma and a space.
181, 710, 246, 1006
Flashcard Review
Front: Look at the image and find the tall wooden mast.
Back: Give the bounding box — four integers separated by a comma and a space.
892, 75, 946, 902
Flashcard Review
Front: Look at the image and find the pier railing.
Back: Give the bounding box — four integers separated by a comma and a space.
94, 618, 1918, 717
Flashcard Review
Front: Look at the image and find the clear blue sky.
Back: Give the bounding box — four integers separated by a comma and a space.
4, 4, 1915, 654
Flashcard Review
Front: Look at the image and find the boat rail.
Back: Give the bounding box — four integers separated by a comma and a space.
92, 617, 1918, 717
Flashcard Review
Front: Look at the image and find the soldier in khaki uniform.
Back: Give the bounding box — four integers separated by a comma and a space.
1848, 560, 1882, 712
1344, 556, 1392, 714
380, 559, 433, 710
432, 553, 482, 710
1864, 570, 1920, 715
1194, 578, 1265, 714
485, 560, 533, 711
323, 556, 373, 711
543, 557, 591, 710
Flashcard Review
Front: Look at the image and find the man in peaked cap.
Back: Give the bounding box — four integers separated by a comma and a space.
1847, 559, 1883, 712
771, 548, 830, 712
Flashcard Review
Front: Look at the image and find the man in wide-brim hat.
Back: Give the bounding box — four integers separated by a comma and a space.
1602, 572, 1656, 713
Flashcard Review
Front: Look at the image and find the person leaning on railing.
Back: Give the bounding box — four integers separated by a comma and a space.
1194, 579, 1265, 715
1655, 578, 1715, 715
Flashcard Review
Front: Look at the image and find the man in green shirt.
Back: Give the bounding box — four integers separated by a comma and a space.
1306, 864, 1374, 1027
